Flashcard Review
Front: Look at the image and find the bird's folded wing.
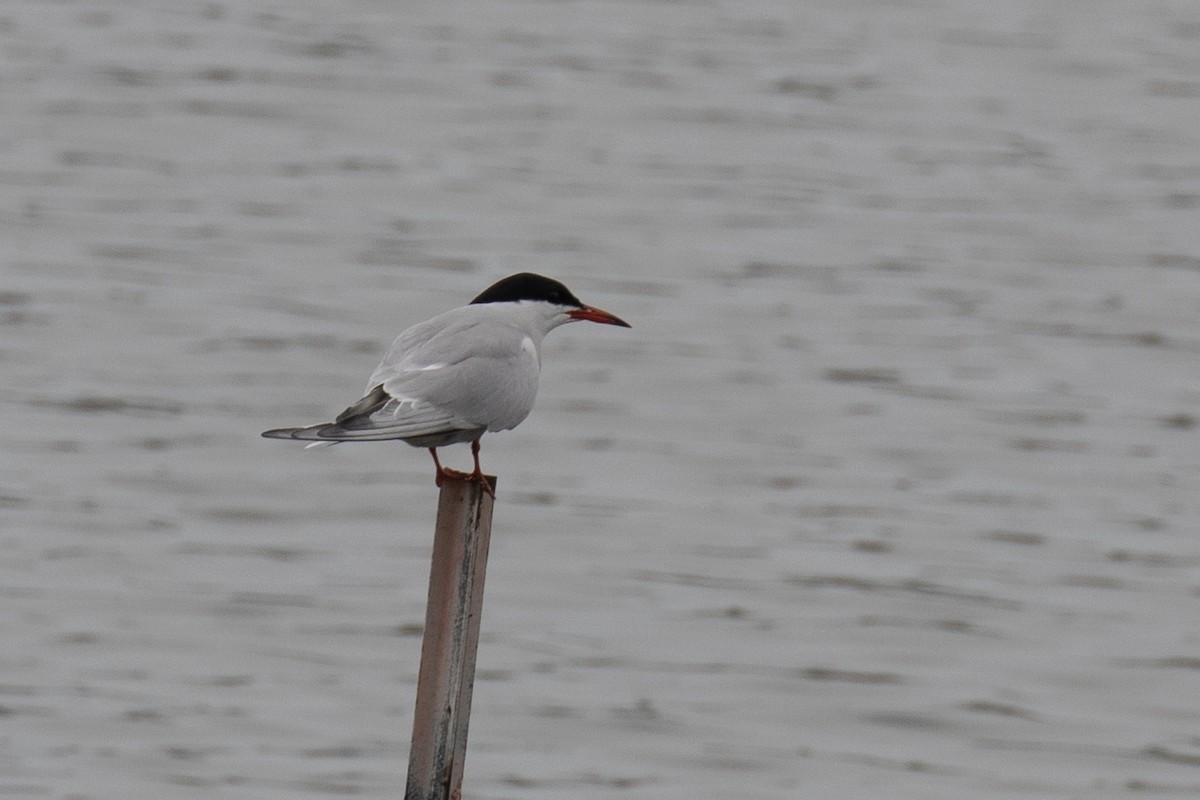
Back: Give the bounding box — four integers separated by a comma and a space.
262, 309, 527, 443
262, 383, 476, 442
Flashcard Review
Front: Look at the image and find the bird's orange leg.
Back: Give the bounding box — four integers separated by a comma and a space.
428, 447, 447, 486
428, 447, 468, 486
469, 439, 495, 498
428, 446, 492, 497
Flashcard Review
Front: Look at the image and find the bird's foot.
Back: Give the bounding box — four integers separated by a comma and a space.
470, 466, 496, 499
469, 439, 495, 498
429, 446, 494, 498
433, 466, 495, 498
434, 465, 472, 486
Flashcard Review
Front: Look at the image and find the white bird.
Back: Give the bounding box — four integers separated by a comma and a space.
262, 273, 631, 495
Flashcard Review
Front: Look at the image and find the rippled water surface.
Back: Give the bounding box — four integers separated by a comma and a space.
3, 1, 1200, 798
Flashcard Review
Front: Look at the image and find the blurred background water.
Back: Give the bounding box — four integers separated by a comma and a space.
3, 1, 1200, 798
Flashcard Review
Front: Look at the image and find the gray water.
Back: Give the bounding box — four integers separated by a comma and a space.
3, 1, 1200, 798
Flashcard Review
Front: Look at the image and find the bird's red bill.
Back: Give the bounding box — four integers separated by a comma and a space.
568, 306, 632, 327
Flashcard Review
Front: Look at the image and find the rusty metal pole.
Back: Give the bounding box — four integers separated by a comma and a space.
405, 473, 497, 800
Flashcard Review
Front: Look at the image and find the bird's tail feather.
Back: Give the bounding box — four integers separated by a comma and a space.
262, 423, 340, 445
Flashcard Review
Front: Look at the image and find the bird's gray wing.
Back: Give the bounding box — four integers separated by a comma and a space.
261, 306, 538, 444
369, 308, 541, 433
260, 382, 474, 443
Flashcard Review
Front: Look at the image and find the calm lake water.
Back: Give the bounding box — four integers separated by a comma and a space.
3, 1, 1200, 798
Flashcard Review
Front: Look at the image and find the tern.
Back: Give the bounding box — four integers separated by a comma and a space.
262, 273, 631, 495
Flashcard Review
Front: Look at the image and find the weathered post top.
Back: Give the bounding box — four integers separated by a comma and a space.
405, 473, 496, 800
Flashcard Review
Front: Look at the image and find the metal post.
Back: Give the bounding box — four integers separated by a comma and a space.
405, 473, 497, 800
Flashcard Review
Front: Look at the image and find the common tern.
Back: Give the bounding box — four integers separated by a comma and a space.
262, 273, 631, 495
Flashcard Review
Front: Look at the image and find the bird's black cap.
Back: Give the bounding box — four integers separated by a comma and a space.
469, 273, 584, 307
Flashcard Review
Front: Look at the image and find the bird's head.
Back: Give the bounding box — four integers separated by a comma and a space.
470, 273, 631, 328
